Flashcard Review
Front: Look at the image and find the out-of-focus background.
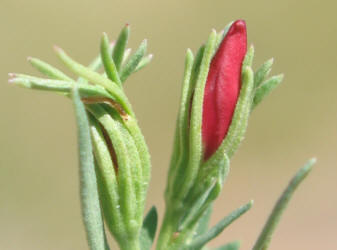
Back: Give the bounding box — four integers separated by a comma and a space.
1, 0, 336, 249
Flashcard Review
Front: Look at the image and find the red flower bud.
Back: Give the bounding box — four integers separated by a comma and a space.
202, 20, 247, 160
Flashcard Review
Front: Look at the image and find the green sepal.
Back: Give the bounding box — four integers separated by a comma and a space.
28, 57, 72, 81
120, 39, 147, 82
252, 159, 315, 250
252, 74, 284, 109
254, 58, 274, 88
242, 45, 255, 68
215, 21, 234, 49
213, 241, 240, 250
100, 33, 122, 86
113, 24, 130, 72
188, 201, 253, 249
193, 154, 230, 207
179, 29, 217, 201
140, 206, 158, 250
72, 86, 110, 250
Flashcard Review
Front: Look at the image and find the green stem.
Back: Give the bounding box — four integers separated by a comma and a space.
120, 237, 141, 250
156, 210, 180, 250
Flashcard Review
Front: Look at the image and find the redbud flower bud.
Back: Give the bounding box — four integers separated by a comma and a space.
202, 20, 247, 160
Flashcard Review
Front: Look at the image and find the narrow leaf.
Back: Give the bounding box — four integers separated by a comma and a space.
78, 42, 115, 84
178, 182, 216, 231
253, 74, 284, 109
28, 57, 72, 81
134, 54, 153, 72
252, 158, 315, 250
189, 201, 253, 249
120, 39, 147, 82
100, 33, 122, 86
195, 205, 212, 236
113, 24, 130, 71
10, 77, 113, 99
254, 58, 274, 88
72, 86, 109, 250
140, 206, 158, 250
213, 241, 240, 250
54, 46, 132, 114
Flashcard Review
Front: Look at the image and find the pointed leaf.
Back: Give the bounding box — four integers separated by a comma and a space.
213, 241, 240, 250
253, 74, 284, 109
188, 201, 253, 249
54, 46, 132, 114
140, 206, 158, 250
113, 24, 130, 71
72, 86, 109, 250
252, 159, 315, 250
254, 58, 274, 88
120, 39, 147, 82
195, 205, 212, 236
10, 76, 113, 99
28, 57, 72, 81
134, 54, 153, 72
100, 33, 122, 86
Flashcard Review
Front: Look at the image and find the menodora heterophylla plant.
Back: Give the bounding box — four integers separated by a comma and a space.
9, 20, 315, 250
157, 20, 314, 250
10, 24, 153, 250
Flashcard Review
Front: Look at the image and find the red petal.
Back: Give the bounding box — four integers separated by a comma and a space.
202, 20, 247, 160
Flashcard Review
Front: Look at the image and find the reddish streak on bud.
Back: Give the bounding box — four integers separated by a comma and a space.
202, 20, 247, 160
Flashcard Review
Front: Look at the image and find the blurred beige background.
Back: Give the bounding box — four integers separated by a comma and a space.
1, 0, 336, 249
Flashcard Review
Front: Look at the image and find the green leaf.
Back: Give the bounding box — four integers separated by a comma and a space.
254, 58, 274, 88
134, 54, 153, 72
140, 206, 158, 250
166, 49, 194, 200
252, 74, 284, 109
113, 24, 130, 71
54, 46, 132, 115
100, 33, 122, 86
213, 241, 240, 250
78, 43, 115, 84
178, 182, 216, 231
120, 39, 147, 82
252, 158, 315, 250
89, 117, 124, 240
72, 86, 109, 250
28, 57, 72, 81
10, 76, 114, 99
188, 201, 253, 249
195, 205, 212, 237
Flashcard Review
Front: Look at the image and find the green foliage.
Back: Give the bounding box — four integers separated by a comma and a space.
10, 21, 314, 250
140, 206, 158, 250
252, 159, 316, 250
72, 86, 109, 250
213, 241, 240, 250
